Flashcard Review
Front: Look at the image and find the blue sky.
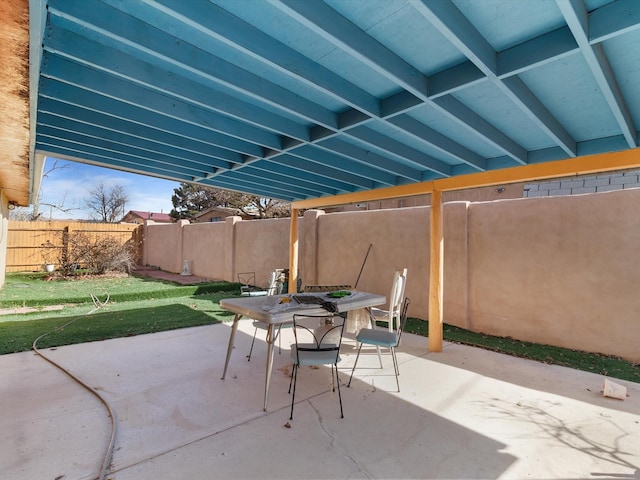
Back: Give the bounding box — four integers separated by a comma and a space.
36, 157, 181, 220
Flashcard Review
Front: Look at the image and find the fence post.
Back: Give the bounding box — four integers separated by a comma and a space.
62, 225, 70, 268
134, 224, 143, 265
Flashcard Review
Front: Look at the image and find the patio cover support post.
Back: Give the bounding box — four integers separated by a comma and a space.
288, 208, 299, 294
429, 189, 444, 352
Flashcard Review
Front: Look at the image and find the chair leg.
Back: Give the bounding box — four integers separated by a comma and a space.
391, 347, 400, 392
288, 363, 296, 394
347, 343, 363, 387
247, 327, 258, 361
368, 315, 384, 368
331, 365, 335, 392
335, 362, 344, 418
289, 363, 298, 420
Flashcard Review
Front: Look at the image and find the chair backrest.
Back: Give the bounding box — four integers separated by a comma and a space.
239, 269, 284, 296
396, 297, 411, 344
266, 268, 291, 295
388, 268, 408, 331
291, 314, 345, 365
238, 271, 256, 295
266, 271, 279, 295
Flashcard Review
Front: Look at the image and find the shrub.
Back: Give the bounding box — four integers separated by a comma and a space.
56, 232, 137, 275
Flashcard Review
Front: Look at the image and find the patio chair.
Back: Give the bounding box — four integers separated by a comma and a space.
238, 271, 281, 296
246, 270, 290, 361
348, 297, 410, 392
362, 268, 407, 366
288, 313, 346, 420
369, 268, 407, 332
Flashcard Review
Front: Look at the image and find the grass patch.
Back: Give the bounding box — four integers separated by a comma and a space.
404, 318, 640, 383
0, 272, 241, 308
1, 273, 638, 384
0, 292, 237, 355
0, 273, 240, 355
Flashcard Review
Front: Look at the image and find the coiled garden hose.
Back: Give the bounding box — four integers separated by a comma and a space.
31, 293, 116, 480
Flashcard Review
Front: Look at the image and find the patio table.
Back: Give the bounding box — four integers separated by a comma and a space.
220, 291, 385, 410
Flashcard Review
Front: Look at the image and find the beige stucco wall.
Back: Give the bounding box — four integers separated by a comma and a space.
142, 220, 188, 274
143, 217, 295, 289
302, 207, 430, 317
302, 204, 472, 328
141, 189, 640, 362
465, 189, 640, 362
234, 217, 293, 288
182, 221, 227, 280
442, 202, 471, 328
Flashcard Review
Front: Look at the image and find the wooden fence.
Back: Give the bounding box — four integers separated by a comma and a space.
6, 221, 143, 272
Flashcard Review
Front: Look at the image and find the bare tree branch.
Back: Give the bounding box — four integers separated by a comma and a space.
85, 182, 129, 222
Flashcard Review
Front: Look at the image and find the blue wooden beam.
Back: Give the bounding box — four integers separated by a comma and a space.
39, 78, 265, 158
558, 0, 636, 148
273, 0, 429, 99
38, 99, 243, 166
44, 25, 310, 142
37, 112, 234, 172
411, 0, 576, 158
131, 0, 381, 117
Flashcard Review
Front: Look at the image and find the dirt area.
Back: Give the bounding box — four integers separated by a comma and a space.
131, 266, 217, 285
0, 305, 65, 316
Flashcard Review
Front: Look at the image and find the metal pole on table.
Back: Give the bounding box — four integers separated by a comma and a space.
354, 243, 372, 289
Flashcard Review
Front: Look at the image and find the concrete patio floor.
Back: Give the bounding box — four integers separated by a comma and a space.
1, 320, 638, 480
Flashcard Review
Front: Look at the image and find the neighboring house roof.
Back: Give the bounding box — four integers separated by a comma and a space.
193, 206, 254, 222
122, 210, 173, 224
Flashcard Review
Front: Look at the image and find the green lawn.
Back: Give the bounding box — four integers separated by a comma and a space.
0, 272, 240, 307
404, 319, 640, 383
1, 273, 638, 383
0, 273, 239, 354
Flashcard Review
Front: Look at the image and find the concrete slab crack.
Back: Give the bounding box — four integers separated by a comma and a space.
308, 399, 372, 478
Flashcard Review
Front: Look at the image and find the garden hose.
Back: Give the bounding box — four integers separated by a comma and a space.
31, 294, 116, 480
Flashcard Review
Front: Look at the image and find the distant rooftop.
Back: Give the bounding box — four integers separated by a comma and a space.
122, 210, 173, 224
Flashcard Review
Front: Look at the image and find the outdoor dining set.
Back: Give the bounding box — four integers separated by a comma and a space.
220, 268, 409, 419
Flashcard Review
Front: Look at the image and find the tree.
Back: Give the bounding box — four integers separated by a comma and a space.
85, 182, 129, 223
9, 159, 75, 221
236, 195, 290, 218
170, 183, 290, 221
170, 183, 230, 220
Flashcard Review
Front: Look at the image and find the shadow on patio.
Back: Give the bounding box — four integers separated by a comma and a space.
1, 319, 638, 479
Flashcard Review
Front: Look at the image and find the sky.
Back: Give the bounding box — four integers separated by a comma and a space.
33, 157, 182, 220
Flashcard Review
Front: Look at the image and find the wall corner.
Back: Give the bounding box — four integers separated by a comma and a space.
225, 216, 242, 282
301, 209, 325, 287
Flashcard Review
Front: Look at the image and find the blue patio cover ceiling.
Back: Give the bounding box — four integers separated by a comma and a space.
32, 0, 640, 202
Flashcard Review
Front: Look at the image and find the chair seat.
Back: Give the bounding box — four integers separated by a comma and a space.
289, 313, 345, 419
356, 328, 399, 347
369, 307, 389, 319
242, 290, 270, 297
290, 345, 342, 366
349, 297, 410, 393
